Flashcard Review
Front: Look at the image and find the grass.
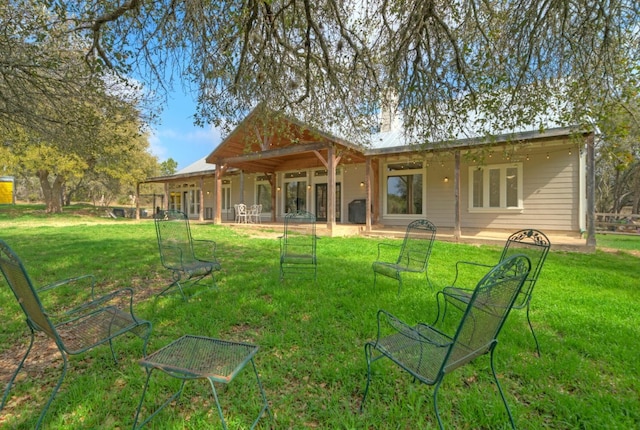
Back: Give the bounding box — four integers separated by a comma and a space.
0, 205, 639, 429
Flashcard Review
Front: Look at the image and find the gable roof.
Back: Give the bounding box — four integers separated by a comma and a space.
205, 106, 367, 173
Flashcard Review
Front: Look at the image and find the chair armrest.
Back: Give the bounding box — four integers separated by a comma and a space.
375, 310, 452, 347
450, 260, 494, 287
193, 239, 218, 261
38, 274, 96, 294
64, 287, 137, 319
375, 242, 399, 261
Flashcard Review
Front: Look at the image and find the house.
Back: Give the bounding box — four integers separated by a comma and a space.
139, 107, 596, 245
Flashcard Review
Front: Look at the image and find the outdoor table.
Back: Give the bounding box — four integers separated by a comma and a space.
133, 335, 271, 429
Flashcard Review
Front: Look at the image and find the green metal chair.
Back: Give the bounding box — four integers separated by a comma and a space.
155, 210, 221, 300
279, 210, 317, 281
362, 254, 531, 429
0, 240, 152, 430
436, 229, 550, 355
372, 219, 437, 294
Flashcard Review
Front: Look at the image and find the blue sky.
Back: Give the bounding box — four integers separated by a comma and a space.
148, 89, 223, 171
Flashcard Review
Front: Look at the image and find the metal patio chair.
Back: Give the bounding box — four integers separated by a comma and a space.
155, 210, 221, 300
362, 254, 531, 429
0, 240, 152, 430
279, 210, 317, 281
436, 229, 550, 355
372, 219, 437, 294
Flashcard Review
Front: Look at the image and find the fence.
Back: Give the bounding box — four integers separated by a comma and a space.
595, 213, 640, 234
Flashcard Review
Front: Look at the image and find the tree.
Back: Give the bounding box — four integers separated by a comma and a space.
42, 0, 638, 144
160, 158, 178, 176
595, 88, 640, 214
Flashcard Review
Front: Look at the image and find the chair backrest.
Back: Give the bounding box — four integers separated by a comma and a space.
443, 254, 531, 373
282, 210, 317, 254
154, 210, 196, 269
500, 229, 550, 309
396, 219, 437, 271
0, 241, 58, 341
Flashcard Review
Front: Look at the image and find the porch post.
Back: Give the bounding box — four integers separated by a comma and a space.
163, 183, 169, 211
327, 145, 336, 232
199, 176, 205, 221
135, 182, 141, 220
365, 157, 372, 233
454, 150, 461, 240
271, 175, 277, 222
214, 167, 222, 224
372, 159, 380, 225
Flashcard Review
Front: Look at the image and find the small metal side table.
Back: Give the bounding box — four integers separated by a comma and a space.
133, 335, 271, 429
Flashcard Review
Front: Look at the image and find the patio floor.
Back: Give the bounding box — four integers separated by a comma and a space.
216, 220, 593, 253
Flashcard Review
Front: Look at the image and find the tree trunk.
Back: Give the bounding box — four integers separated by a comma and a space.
37, 169, 64, 214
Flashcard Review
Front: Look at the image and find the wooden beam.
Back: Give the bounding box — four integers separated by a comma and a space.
312, 150, 328, 169
214, 169, 222, 224
365, 157, 372, 232
327, 145, 336, 230
220, 142, 330, 164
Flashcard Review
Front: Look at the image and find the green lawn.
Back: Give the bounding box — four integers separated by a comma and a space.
0, 209, 639, 429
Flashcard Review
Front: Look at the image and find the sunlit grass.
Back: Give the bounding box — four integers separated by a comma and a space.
0, 210, 639, 429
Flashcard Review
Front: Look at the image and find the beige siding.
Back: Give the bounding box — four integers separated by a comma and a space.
458, 143, 580, 231
342, 166, 367, 222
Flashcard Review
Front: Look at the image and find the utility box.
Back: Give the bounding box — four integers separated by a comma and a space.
348, 199, 366, 224
0, 177, 15, 205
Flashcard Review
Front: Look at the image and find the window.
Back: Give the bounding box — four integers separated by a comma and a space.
188, 189, 200, 216
255, 175, 272, 212
469, 163, 522, 211
284, 171, 307, 213
169, 192, 181, 211
221, 185, 231, 211
384, 162, 423, 215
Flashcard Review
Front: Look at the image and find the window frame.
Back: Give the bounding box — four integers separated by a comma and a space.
382, 161, 425, 218
468, 162, 524, 213
254, 175, 272, 213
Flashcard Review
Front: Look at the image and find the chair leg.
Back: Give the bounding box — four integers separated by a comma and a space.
207, 378, 229, 430
1, 330, 35, 411
360, 343, 375, 412
526, 303, 541, 357
433, 380, 445, 430
249, 358, 272, 426
434, 291, 448, 325
35, 352, 69, 430
108, 338, 118, 364
490, 347, 516, 429
133, 369, 186, 429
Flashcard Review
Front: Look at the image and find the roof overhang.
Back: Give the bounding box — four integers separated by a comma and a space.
365, 126, 590, 157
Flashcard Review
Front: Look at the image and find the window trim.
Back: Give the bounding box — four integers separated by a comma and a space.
382, 161, 425, 218
254, 176, 272, 213
468, 163, 523, 213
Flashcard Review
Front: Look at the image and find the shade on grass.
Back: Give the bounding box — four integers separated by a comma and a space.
0, 217, 639, 429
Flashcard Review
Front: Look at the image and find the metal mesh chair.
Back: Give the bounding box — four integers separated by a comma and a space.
362, 254, 531, 429
279, 210, 317, 281
0, 240, 152, 429
155, 210, 221, 300
372, 219, 437, 294
436, 229, 550, 355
